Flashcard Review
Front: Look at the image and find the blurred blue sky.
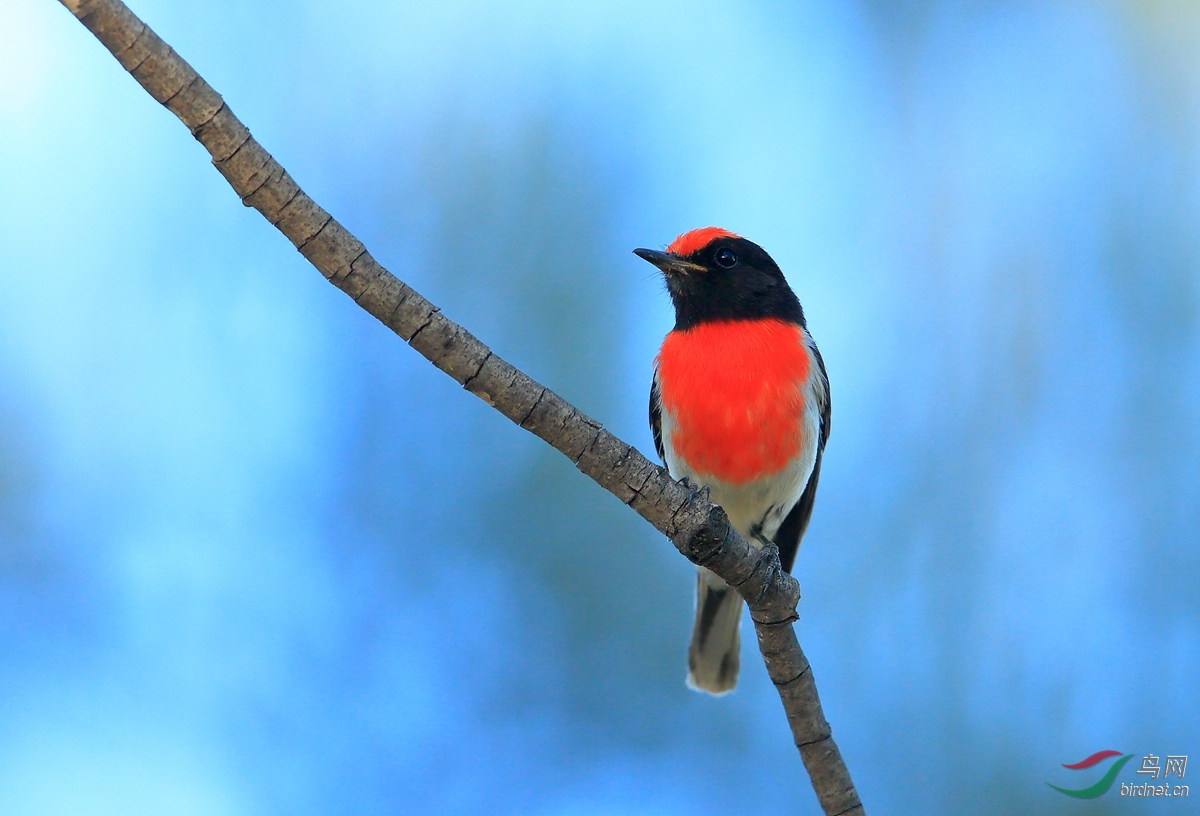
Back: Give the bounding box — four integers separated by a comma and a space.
1, 0, 1198, 814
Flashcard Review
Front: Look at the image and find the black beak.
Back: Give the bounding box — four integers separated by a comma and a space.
633, 248, 706, 276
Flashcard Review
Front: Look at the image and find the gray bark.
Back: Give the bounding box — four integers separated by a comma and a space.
52, 1, 865, 813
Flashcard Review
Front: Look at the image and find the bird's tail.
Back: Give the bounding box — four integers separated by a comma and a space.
687, 568, 742, 694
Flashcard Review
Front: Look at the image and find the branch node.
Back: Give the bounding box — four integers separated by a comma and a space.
297, 214, 333, 253
519, 388, 548, 428
797, 733, 832, 749
461, 351, 492, 391
406, 311, 438, 343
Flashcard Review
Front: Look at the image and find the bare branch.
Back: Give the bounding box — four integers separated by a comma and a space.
53, 1, 864, 812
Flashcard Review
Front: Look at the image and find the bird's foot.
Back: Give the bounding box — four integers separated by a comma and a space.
678, 476, 711, 503
753, 536, 784, 570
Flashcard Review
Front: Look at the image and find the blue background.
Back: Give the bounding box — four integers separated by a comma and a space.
1, 0, 1197, 813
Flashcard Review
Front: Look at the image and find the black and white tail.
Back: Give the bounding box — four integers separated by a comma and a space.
687, 567, 743, 694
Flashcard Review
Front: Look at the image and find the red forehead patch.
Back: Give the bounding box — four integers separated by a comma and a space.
666, 227, 740, 258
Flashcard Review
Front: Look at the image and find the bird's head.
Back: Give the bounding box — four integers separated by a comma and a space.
634, 227, 804, 331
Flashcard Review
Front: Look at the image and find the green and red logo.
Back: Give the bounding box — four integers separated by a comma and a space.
1048, 750, 1134, 799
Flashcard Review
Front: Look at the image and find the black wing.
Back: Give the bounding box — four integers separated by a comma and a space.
774, 343, 831, 573
649, 372, 666, 463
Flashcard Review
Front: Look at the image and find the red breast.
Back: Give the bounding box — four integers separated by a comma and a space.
656, 317, 810, 485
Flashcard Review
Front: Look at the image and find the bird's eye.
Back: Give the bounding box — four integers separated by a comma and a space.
715, 248, 738, 268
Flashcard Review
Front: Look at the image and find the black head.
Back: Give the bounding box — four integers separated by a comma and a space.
634, 228, 805, 331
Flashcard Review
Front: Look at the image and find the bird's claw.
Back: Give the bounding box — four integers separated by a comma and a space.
678, 477, 711, 503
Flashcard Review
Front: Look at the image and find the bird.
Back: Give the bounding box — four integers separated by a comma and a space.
634, 227, 829, 695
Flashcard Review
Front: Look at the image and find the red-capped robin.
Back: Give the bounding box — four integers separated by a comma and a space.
635, 228, 829, 694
